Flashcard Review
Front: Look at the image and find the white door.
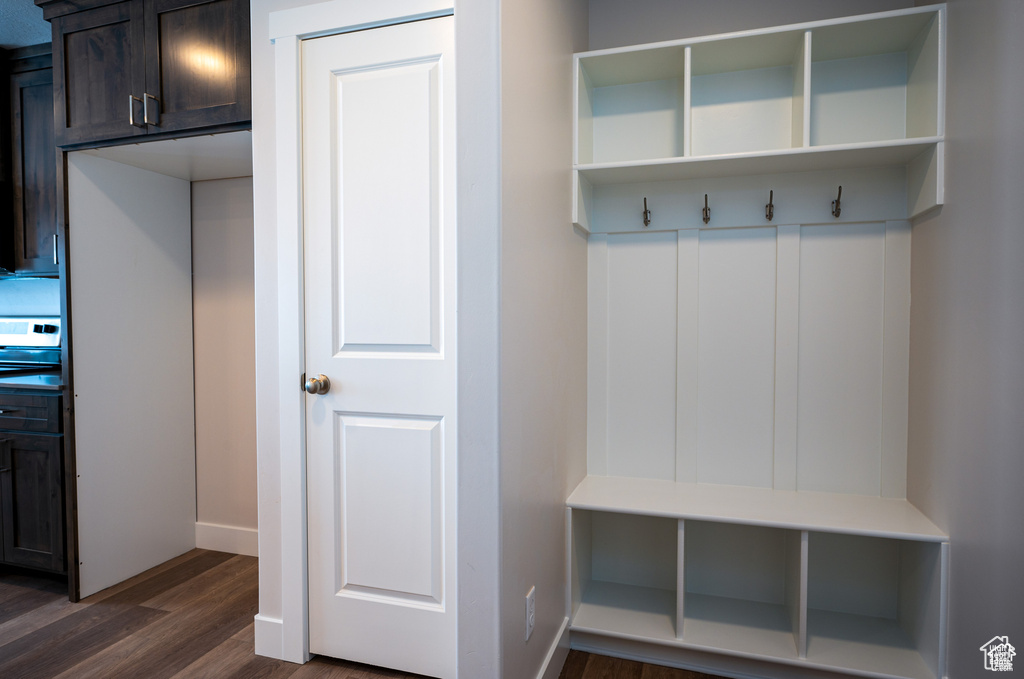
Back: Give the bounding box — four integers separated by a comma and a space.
301, 16, 456, 678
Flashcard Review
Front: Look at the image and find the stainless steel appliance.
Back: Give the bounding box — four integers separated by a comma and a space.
0, 316, 62, 381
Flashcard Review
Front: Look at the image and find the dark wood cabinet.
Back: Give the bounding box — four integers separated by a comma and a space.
51, 2, 147, 147
41, 0, 250, 148
9, 46, 59, 275
0, 392, 64, 574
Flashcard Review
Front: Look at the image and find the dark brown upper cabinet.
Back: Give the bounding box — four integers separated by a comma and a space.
9, 45, 59, 275
40, 0, 250, 148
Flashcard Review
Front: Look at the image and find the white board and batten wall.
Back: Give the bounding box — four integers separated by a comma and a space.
569, 6, 949, 679
68, 134, 256, 598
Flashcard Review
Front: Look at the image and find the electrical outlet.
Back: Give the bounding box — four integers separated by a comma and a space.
525, 585, 536, 641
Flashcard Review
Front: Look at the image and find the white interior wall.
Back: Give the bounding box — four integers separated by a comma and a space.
250, 0, 504, 671
499, 0, 589, 677
907, 0, 1024, 674
192, 177, 258, 556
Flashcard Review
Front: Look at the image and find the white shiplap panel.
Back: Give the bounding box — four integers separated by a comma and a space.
697, 228, 776, 487
773, 225, 800, 491
675, 230, 699, 483
881, 221, 911, 498
797, 222, 885, 495
606, 232, 678, 480
588, 236, 610, 476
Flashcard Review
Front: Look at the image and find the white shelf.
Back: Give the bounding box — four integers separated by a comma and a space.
576, 137, 940, 186
572, 580, 677, 642
807, 609, 935, 679
568, 476, 946, 542
682, 593, 797, 661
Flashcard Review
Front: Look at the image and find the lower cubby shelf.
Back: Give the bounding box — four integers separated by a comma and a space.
567, 478, 948, 679
573, 580, 677, 642
682, 593, 797, 661
806, 609, 933, 679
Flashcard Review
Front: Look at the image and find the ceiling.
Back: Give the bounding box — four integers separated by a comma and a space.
0, 0, 51, 50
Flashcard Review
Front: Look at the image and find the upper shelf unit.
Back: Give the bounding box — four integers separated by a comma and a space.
573, 5, 945, 228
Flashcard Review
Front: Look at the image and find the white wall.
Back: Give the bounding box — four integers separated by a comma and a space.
500, 1, 589, 678
250, 0, 503, 671
192, 177, 258, 556
907, 0, 1024, 674
587, 0, 913, 50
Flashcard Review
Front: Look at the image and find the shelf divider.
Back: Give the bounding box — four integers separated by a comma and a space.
676, 519, 685, 640
800, 31, 812, 147
682, 46, 692, 157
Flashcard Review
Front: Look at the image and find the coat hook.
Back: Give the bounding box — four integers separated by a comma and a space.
642, 197, 651, 227
832, 186, 842, 218
702, 194, 711, 224
766, 189, 774, 221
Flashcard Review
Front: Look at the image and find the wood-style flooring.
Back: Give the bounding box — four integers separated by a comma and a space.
558, 650, 721, 679
0, 550, 725, 679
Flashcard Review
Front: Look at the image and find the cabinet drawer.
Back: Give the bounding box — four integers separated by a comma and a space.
0, 393, 61, 433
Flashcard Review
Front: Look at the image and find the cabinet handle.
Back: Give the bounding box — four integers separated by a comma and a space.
144, 93, 160, 126
0, 409, 17, 415
129, 95, 145, 127
53, 234, 59, 266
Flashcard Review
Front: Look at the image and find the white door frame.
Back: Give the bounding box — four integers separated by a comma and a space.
264, 0, 455, 664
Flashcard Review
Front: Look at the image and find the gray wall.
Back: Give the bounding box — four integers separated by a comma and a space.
587, 0, 912, 50
907, 0, 1024, 675
500, 1, 589, 677
192, 177, 258, 537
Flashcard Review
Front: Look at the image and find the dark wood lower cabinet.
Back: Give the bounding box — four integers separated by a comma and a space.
0, 397, 65, 574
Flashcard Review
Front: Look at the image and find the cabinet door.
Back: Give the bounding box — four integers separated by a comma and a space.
11, 68, 58, 274
142, 0, 250, 133
52, 1, 147, 147
0, 433, 64, 573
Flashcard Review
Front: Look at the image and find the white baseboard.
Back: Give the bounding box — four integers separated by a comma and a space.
254, 614, 284, 659
537, 616, 570, 679
195, 521, 259, 556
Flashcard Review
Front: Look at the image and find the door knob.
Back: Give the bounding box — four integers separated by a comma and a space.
304, 374, 331, 395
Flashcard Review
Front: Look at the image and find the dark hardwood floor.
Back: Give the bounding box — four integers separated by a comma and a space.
0, 550, 725, 678
558, 650, 722, 679
0, 549, 425, 679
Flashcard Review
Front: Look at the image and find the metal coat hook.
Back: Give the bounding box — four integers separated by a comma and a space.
702, 194, 711, 224
766, 190, 774, 221
832, 186, 842, 218
642, 197, 651, 227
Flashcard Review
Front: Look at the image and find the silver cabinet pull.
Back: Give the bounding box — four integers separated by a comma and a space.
144, 93, 160, 126
129, 95, 144, 127
53, 234, 58, 265
304, 374, 331, 395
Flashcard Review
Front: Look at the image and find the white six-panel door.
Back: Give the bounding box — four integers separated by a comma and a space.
301, 16, 456, 678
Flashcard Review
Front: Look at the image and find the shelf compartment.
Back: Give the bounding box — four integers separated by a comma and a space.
682, 521, 802, 660
810, 11, 941, 146
567, 476, 947, 542
577, 46, 687, 165
807, 532, 947, 679
690, 30, 807, 157
570, 509, 680, 639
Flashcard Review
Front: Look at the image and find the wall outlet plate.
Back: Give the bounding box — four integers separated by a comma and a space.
525, 585, 536, 641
